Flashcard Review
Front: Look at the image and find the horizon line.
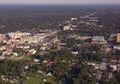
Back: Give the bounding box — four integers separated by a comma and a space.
0, 4, 120, 5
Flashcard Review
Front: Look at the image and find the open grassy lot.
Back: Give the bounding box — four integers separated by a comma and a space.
23, 76, 55, 84
23, 77, 42, 84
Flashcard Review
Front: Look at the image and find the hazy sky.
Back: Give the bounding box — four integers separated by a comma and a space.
0, 0, 120, 4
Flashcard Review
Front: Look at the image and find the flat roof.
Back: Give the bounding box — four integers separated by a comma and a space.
92, 36, 105, 40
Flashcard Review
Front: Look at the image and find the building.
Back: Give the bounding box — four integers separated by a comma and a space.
70, 18, 77, 21
0, 34, 5, 43
7, 31, 30, 39
92, 36, 107, 44
63, 26, 72, 31
21, 33, 47, 44
117, 33, 120, 43
108, 55, 120, 63
63, 25, 78, 31
113, 45, 120, 50
28, 49, 37, 55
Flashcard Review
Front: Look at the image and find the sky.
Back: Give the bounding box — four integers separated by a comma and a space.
0, 0, 120, 4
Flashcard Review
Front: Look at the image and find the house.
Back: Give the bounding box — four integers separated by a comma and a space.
47, 61, 53, 67
110, 65, 117, 71
0, 56, 5, 60
92, 36, 107, 44
16, 45, 30, 49
63, 26, 72, 31
34, 59, 39, 62
70, 18, 77, 21
28, 49, 37, 55
99, 63, 107, 70
113, 45, 120, 50
42, 60, 48, 64
40, 46, 48, 51
72, 51, 78, 55
46, 72, 52, 76
108, 55, 120, 63
87, 62, 107, 70
7, 31, 30, 39
0, 46, 6, 50
13, 52, 18, 56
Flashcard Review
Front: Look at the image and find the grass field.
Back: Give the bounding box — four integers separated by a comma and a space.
23, 77, 42, 84
23, 76, 54, 84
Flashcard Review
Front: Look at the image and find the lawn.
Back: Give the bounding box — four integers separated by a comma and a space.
23, 76, 54, 84
23, 77, 42, 84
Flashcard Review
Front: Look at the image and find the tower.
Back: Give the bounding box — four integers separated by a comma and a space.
117, 33, 120, 43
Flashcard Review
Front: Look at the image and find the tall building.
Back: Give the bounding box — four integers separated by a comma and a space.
117, 33, 120, 43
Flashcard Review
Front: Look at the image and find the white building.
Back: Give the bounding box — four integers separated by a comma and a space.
70, 18, 77, 21
113, 46, 120, 50
8, 31, 30, 39
63, 26, 73, 31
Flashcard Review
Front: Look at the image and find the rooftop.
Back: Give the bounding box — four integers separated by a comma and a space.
92, 36, 105, 40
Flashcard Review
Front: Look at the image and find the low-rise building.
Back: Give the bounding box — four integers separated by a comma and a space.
7, 31, 30, 39
110, 65, 117, 71
113, 45, 120, 50
16, 45, 30, 49
0, 34, 5, 43
92, 36, 107, 44
70, 18, 77, 21
108, 55, 120, 63
63, 25, 72, 31
28, 49, 37, 55
0, 46, 6, 50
